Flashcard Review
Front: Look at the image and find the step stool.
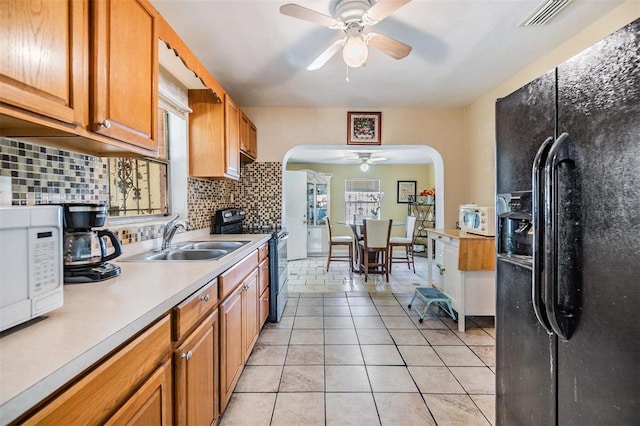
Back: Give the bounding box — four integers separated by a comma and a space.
408, 287, 457, 322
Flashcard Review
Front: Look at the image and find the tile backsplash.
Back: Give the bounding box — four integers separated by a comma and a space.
0, 137, 283, 244
0, 138, 108, 204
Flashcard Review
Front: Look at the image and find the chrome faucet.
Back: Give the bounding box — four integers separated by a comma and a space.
161, 215, 189, 250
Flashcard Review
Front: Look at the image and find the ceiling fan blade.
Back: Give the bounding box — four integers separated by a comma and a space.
280, 4, 341, 28
367, 33, 412, 59
362, 0, 412, 25
307, 39, 346, 71
369, 157, 388, 162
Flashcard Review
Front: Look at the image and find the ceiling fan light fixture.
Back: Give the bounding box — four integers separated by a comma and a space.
359, 161, 370, 172
343, 35, 368, 68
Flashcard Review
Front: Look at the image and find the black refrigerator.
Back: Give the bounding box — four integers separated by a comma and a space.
495, 19, 639, 425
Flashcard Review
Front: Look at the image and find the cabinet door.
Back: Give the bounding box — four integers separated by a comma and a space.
239, 112, 250, 154
0, 0, 85, 125
442, 243, 461, 312
224, 95, 240, 178
248, 121, 257, 158
220, 285, 243, 412
240, 112, 257, 161
259, 288, 270, 329
91, 0, 157, 150
174, 310, 218, 426
23, 316, 171, 425
242, 269, 260, 361
104, 359, 173, 426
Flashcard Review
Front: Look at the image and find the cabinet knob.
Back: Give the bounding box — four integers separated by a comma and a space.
199, 294, 210, 302
97, 119, 111, 129
181, 350, 192, 360
440, 267, 446, 275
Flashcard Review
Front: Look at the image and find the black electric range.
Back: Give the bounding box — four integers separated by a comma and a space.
212, 209, 288, 322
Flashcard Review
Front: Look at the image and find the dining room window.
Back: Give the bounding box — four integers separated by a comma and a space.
345, 178, 381, 221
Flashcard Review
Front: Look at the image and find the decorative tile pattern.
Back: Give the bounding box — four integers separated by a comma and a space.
0, 138, 108, 205
2, 136, 284, 244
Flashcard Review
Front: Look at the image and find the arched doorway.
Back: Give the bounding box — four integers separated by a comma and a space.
282, 144, 444, 259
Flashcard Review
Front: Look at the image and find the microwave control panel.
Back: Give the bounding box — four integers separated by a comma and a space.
29, 227, 62, 295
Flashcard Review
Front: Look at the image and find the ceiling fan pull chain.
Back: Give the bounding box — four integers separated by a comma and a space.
345, 64, 350, 82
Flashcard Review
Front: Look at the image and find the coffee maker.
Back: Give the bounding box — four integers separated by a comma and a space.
62, 203, 123, 283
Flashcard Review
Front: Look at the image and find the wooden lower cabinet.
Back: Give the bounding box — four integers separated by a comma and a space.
104, 359, 173, 425
220, 284, 243, 412
219, 267, 260, 412
259, 288, 270, 329
258, 256, 270, 328
21, 316, 172, 425
173, 310, 219, 426
242, 269, 260, 362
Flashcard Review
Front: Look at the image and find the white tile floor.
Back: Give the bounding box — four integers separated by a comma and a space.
220, 255, 495, 426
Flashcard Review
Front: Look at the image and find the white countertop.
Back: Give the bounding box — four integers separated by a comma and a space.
0, 230, 271, 424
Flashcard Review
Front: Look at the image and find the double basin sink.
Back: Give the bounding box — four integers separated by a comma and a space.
120, 240, 250, 262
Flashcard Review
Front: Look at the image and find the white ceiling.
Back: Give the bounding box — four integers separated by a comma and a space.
151, 0, 623, 110
152, 0, 623, 165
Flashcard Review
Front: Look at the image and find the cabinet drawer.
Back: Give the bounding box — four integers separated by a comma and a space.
432, 233, 459, 247
173, 279, 218, 342
258, 243, 268, 262
219, 251, 258, 300
258, 258, 269, 295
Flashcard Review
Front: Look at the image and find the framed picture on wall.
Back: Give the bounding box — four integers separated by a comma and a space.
347, 112, 381, 145
397, 180, 416, 203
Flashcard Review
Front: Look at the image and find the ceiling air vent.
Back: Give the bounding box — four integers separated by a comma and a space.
520, 0, 573, 27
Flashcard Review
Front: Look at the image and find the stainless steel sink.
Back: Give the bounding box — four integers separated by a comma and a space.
119, 240, 250, 262
178, 241, 250, 250
145, 249, 228, 261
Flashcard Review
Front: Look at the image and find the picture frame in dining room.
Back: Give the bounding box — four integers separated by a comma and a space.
397, 180, 416, 203
347, 112, 381, 145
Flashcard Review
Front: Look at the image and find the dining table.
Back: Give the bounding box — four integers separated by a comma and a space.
336, 219, 405, 273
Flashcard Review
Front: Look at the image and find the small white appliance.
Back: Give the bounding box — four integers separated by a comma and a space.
0, 205, 64, 332
459, 204, 495, 236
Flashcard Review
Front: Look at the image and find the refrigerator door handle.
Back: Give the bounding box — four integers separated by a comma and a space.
532, 136, 555, 335
543, 132, 580, 340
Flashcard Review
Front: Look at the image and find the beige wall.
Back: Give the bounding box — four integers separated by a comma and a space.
244, 107, 467, 227
466, 1, 639, 206
287, 163, 435, 236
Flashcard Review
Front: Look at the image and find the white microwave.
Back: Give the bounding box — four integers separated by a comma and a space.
0, 205, 64, 332
459, 204, 495, 237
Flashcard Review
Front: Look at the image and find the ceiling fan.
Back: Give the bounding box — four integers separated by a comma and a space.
347, 152, 388, 171
280, 0, 413, 70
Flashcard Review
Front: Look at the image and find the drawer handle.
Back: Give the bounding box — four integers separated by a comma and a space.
181, 351, 192, 361
199, 294, 210, 302
97, 119, 111, 129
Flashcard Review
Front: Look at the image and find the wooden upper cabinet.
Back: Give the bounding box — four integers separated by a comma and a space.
225, 95, 241, 179
240, 111, 257, 162
188, 90, 240, 180
91, 0, 158, 151
0, 0, 86, 125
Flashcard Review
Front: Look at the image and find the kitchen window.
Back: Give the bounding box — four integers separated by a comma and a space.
104, 96, 189, 219
345, 178, 381, 220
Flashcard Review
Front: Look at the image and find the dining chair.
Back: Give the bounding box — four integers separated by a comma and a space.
389, 215, 417, 273
325, 216, 353, 272
358, 219, 393, 282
